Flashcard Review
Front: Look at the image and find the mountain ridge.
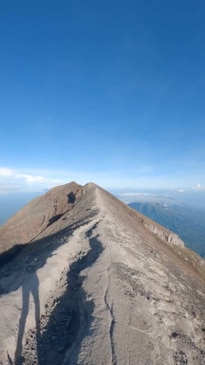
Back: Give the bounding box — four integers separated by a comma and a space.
0, 182, 204, 364
129, 201, 205, 258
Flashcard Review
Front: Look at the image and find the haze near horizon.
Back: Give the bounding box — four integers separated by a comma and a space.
0, 1, 205, 193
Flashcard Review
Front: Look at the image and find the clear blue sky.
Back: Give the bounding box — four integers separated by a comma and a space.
0, 0, 205, 193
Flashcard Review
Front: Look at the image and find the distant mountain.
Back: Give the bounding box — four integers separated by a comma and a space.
129, 202, 205, 258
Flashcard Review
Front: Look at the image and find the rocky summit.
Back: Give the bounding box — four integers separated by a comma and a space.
0, 182, 205, 365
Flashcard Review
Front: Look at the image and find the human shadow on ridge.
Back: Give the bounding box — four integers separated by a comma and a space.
35, 224, 103, 365
0, 214, 95, 294
0, 213, 97, 364
15, 272, 40, 365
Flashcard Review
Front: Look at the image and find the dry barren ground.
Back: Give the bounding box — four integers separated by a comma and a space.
0, 183, 204, 365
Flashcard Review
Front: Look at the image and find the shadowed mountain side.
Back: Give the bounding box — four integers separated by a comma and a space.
0, 244, 26, 269
22, 226, 104, 365
0, 185, 100, 364
0, 182, 83, 255
0, 182, 205, 365
0, 214, 96, 295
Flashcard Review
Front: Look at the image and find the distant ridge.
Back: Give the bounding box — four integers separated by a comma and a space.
129, 201, 205, 258
0, 182, 204, 364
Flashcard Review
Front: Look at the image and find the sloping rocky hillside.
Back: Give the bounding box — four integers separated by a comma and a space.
0, 182, 204, 365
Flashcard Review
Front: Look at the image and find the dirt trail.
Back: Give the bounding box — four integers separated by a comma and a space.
0, 182, 205, 365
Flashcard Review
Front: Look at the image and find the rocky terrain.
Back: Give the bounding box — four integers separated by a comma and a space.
0, 182, 205, 365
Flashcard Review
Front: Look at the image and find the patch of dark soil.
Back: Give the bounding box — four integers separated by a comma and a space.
114, 263, 152, 300
47, 214, 64, 227
67, 192, 76, 204
173, 350, 188, 364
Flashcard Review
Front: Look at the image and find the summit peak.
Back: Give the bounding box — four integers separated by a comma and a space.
0, 182, 204, 364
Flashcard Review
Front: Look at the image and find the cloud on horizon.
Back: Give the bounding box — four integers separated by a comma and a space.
0, 166, 205, 194
0, 167, 63, 194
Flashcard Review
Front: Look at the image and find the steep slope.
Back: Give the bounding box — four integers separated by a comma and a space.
0, 182, 83, 264
129, 201, 205, 258
0, 183, 205, 365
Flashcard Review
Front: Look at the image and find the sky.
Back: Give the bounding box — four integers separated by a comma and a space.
0, 0, 205, 194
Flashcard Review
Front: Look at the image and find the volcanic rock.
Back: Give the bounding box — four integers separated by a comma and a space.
0, 182, 204, 365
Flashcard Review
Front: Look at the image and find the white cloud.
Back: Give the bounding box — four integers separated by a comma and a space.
0, 165, 205, 195
16, 174, 45, 183
0, 167, 60, 194
192, 183, 202, 190
0, 167, 13, 177
119, 192, 149, 197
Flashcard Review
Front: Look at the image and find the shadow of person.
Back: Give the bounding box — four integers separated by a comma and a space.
15, 272, 40, 365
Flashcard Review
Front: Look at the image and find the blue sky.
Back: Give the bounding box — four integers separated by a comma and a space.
0, 0, 205, 193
